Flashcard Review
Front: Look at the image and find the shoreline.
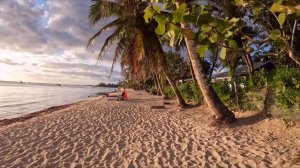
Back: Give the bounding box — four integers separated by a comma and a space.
0, 91, 115, 127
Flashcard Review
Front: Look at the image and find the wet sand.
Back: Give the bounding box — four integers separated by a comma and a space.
0, 91, 299, 167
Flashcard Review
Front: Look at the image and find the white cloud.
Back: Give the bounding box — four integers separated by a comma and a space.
0, 0, 121, 84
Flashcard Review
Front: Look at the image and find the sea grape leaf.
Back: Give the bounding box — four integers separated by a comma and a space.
201, 25, 212, 33
155, 14, 167, 35
235, 0, 244, 7
278, 13, 286, 26
220, 47, 227, 60
153, 5, 161, 14
209, 33, 218, 43
269, 29, 281, 40
198, 33, 207, 42
197, 45, 209, 58
229, 40, 238, 48
144, 7, 153, 23
173, 3, 187, 23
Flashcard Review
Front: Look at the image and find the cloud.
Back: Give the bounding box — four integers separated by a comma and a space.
0, 58, 24, 65
0, 0, 121, 84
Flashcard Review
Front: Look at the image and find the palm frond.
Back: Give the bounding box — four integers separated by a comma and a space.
89, 0, 122, 24
96, 25, 124, 63
109, 37, 130, 75
87, 18, 122, 48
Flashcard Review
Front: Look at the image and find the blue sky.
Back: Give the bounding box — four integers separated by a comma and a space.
0, 0, 121, 85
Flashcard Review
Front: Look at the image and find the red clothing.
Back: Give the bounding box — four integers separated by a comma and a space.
123, 92, 128, 99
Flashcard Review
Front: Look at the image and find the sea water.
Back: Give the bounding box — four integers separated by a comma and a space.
0, 81, 115, 119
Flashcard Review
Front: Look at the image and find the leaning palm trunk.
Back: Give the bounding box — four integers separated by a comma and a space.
152, 73, 160, 95
163, 69, 186, 107
176, 0, 235, 123
155, 73, 166, 98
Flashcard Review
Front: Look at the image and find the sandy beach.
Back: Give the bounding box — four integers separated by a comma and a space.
0, 90, 299, 167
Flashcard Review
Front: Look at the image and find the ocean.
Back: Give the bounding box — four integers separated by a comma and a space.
0, 81, 115, 119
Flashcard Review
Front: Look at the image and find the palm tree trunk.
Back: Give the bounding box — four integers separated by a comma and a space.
163, 69, 186, 107
175, 0, 235, 123
188, 55, 196, 82
155, 73, 166, 98
152, 73, 160, 95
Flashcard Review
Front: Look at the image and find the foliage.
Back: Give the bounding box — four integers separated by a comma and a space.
165, 51, 191, 81
163, 82, 202, 104
163, 85, 175, 99
212, 81, 234, 106
144, 0, 300, 66
270, 66, 300, 109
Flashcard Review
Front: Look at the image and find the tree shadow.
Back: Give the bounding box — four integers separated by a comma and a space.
232, 112, 266, 127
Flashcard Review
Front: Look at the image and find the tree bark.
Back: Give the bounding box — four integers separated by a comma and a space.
176, 0, 235, 123
230, 68, 239, 106
163, 69, 187, 107
243, 54, 254, 76
155, 73, 166, 98
152, 73, 161, 95
188, 55, 196, 82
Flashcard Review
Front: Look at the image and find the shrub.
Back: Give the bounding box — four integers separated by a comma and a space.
212, 81, 232, 104
270, 66, 300, 110
163, 85, 175, 99
163, 82, 202, 104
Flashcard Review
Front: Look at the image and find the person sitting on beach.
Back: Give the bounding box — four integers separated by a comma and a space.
118, 91, 128, 101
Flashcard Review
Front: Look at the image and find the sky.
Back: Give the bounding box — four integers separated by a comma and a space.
0, 0, 121, 85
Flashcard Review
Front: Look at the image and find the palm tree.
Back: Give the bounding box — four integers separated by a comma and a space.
88, 0, 186, 106
175, 0, 236, 124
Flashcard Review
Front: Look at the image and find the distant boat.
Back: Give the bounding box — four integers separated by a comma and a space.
56, 84, 63, 86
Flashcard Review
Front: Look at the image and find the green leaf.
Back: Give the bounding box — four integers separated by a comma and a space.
269, 29, 282, 40
173, 3, 187, 23
274, 0, 283, 4
252, 5, 264, 17
201, 25, 212, 33
225, 31, 233, 38
209, 33, 218, 43
144, 7, 153, 23
197, 45, 209, 58
229, 17, 240, 23
153, 5, 161, 14
198, 33, 207, 42
167, 30, 176, 47
270, 4, 296, 14
235, 0, 243, 7
229, 40, 238, 48
220, 47, 227, 60
270, 4, 286, 13
278, 13, 286, 26
155, 15, 167, 35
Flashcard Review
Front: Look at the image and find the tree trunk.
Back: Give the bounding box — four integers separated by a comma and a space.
188, 55, 196, 82
176, 1, 235, 123
163, 69, 186, 107
243, 54, 254, 76
155, 73, 166, 98
152, 73, 161, 96
230, 68, 239, 106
